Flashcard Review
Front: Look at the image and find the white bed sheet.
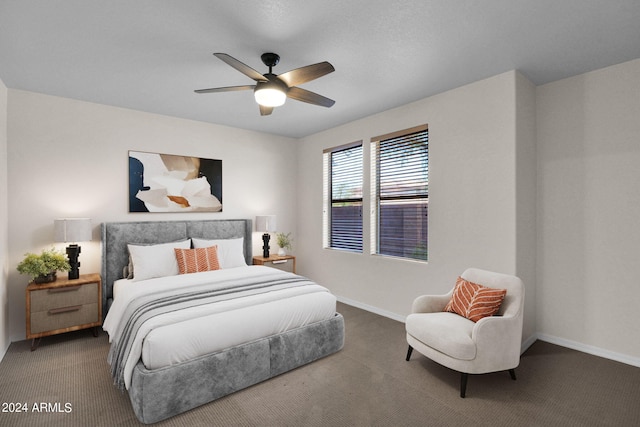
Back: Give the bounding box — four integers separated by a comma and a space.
105, 266, 336, 382
112, 277, 129, 300
142, 289, 336, 370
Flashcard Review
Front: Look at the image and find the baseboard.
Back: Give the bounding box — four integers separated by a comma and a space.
337, 297, 640, 368
336, 296, 406, 323
536, 333, 640, 368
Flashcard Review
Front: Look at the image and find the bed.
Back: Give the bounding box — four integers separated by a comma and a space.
101, 219, 345, 424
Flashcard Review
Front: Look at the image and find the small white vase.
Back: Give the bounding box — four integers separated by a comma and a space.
277, 248, 286, 256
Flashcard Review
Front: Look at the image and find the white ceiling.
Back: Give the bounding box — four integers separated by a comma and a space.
1, 1, 639, 138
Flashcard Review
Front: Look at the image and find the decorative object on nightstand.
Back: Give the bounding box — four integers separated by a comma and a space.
26, 273, 102, 351
54, 218, 92, 280
253, 254, 296, 274
276, 232, 293, 256
16, 247, 71, 284
255, 215, 277, 258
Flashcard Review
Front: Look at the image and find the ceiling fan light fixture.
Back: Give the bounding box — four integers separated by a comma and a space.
254, 81, 287, 107
254, 87, 286, 107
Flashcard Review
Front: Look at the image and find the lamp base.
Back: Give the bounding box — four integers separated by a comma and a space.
262, 233, 271, 258
66, 244, 81, 280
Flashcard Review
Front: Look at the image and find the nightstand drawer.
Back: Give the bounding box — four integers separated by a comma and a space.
253, 255, 296, 274
30, 302, 100, 334
263, 258, 294, 273
30, 282, 99, 312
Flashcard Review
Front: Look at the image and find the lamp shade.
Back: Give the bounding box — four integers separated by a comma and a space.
54, 218, 92, 243
255, 215, 277, 233
254, 80, 287, 107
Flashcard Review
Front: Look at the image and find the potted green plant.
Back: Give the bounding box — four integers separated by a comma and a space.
17, 247, 71, 284
276, 232, 293, 256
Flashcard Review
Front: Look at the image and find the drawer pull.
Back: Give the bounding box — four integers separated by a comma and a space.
48, 305, 82, 315
48, 286, 82, 293
272, 260, 288, 264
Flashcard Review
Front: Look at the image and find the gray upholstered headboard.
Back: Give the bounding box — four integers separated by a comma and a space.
101, 219, 252, 318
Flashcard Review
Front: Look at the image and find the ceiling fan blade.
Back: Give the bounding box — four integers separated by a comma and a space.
278, 61, 335, 87
194, 85, 255, 94
287, 86, 335, 108
214, 53, 268, 82
259, 105, 273, 116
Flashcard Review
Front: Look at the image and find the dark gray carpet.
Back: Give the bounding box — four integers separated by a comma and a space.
1, 302, 639, 426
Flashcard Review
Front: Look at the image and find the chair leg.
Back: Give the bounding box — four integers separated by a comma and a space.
460, 371, 514, 398
460, 373, 468, 398
405, 345, 413, 361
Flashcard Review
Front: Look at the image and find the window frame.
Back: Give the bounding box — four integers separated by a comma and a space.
370, 125, 428, 262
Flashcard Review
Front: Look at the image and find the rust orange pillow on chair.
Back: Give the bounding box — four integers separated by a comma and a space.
443, 276, 507, 322
174, 246, 220, 274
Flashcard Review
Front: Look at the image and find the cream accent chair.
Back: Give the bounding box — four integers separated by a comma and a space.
405, 268, 525, 397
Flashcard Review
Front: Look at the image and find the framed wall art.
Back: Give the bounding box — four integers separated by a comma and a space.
129, 150, 222, 213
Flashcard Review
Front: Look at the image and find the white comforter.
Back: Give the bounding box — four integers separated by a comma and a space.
104, 265, 336, 390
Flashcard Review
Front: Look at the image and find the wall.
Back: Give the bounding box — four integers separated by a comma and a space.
537, 58, 640, 364
296, 70, 537, 344
0, 77, 8, 360
515, 72, 538, 346
6, 90, 297, 341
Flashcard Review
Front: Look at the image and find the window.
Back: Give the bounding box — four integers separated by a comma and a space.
323, 142, 363, 252
371, 125, 428, 261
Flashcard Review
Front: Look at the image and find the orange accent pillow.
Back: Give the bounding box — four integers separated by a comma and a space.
443, 276, 507, 322
174, 246, 220, 274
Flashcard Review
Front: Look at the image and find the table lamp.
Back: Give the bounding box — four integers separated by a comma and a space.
255, 215, 277, 258
54, 218, 92, 280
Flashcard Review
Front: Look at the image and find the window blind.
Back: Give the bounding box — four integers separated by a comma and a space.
323, 143, 363, 252
372, 126, 428, 261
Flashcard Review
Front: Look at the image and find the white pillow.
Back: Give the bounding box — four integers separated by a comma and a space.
191, 237, 247, 268
127, 239, 191, 282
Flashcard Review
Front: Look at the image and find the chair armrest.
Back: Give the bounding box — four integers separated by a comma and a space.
472, 314, 523, 356
411, 293, 451, 314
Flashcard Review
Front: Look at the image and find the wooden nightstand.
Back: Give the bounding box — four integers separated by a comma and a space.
253, 255, 296, 274
26, 273, 102, 351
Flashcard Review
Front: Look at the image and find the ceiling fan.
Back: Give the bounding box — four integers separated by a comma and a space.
195, 52, 335, 116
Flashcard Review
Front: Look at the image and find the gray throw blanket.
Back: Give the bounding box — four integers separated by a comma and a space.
108, 273, 311, 390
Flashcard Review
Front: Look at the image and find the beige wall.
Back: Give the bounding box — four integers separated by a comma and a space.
536, 58, 640, 363
6, 90, 297, 341
515, 72, 538, 347
296, 70, 538, 344
0, 77, 8, 360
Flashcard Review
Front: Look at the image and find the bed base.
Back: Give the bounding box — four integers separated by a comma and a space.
128, 313, 345, 424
